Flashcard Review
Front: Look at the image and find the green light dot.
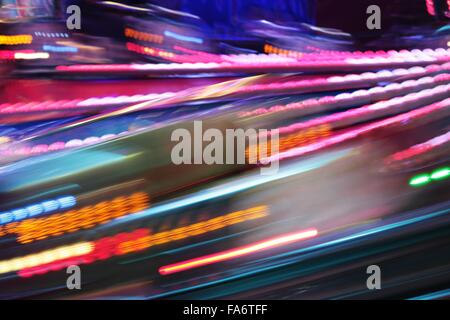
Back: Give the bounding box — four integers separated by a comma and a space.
409, 174, 430, 187
430, 167, 450, 180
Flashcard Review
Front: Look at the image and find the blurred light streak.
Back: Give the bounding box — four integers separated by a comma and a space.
55, 48, 450, 75
158, 228, 319, 275
0, 137, 10, 144
0, 242, 93, 275
118, 205, 268, 254
124, 28, 164, 44
164, 30, 203, 44
246, 124, 331, 162
264, 44, 303, 58
100, 1, 151, 12
0, 92, 175, 115
0, 195, 76, 225
126, 42, 175, 59
0, 50, 34, 60
239, 70, 450, 117
409, 166, 450, 187
14, 52, 49, 60
0, 192, 149, 243
386, 130, 450, 163
256, 204, 450, 266
115, 149, 349, 225
14, 75, 257, 150
270, 97, 450, 162
264, 44, 408, 59
409, 288, 450, 300
173, 45, 222, 61
151, 203, 450, 298
42, 45, 78, 53
276, 83, 450, 136
56, 41, 104, 52
409, 174, 431, 186
431, 167, 450, 179
33, 63, 445, 135
0, 34, 32, 45
17, 206, 267, 277
0, 132, 127, 156
426, 0, 436, 16
34, 32, 69, 38
1, 151, 131, 192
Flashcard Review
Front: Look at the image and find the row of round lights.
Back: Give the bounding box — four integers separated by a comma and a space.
240, 72, 450, 117
0, 196, 76, 225
55, 48, 450, 74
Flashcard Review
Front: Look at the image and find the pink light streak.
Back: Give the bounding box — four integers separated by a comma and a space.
386, 130, 450, 163
55, 48, 450, 75
269, 97, 450, 162
239, 70, 450, 118
159, 228, 318, 275
272, 83, 450, 136
426, 0, 436, 16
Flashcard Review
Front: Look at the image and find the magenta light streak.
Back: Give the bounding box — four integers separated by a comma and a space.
5, 63, 449, 117
239, 72, 450, 118
269, 98, 450, 162
386, 131, 450, 163
275, 83, 450, 136
55, 48, 450, 75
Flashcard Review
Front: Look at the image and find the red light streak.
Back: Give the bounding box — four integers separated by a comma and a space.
426, 0, 436, 16
159, 228, 318, 275
17, 206, 268, 277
